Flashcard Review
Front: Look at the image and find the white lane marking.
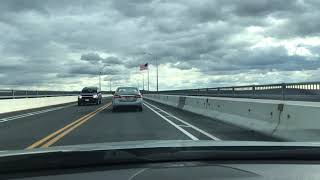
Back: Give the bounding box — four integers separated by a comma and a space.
128, 168, 148, 180
0, 107, 64, 120
144, 101, 221, 141
144, 103, 199, 141
0, 104, 74, 123
178, 125, 191, 128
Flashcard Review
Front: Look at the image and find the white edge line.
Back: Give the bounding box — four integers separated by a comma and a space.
144, 101, 221, 141
144, 103, 199, 141
0, 106, 64, 121
128, 168, 148, 180
178, 125, 191, 128
0, 107, 64, 121
0, 104, 74, 122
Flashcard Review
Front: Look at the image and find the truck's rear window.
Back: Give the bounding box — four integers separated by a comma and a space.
82, 88, 97, 93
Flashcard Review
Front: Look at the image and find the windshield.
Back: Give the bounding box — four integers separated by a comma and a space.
1, 0, 320, 163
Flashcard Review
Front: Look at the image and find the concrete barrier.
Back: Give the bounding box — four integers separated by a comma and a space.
145, 94, 320, 141
146, 94, 180, 107
273, 101, 320, 141
0, 96, 78, 114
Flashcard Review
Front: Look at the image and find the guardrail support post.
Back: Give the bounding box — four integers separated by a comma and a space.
281, 83, 286, 100
252, 86, 256, 97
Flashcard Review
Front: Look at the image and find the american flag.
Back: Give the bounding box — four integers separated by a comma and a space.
139, 63, 148, 71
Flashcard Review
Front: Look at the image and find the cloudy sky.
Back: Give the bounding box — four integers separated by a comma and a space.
0, 0, 320, 91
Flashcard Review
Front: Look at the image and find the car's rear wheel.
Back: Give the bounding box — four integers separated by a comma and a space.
138, 106, 143, 112
78, 102, 81, 106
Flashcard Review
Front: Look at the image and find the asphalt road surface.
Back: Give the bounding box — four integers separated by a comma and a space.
0, 97, 278, 151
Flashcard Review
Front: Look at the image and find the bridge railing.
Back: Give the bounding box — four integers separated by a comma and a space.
0, 90, 81, 99
142, 81, 320, 101
0, 89, 114, 99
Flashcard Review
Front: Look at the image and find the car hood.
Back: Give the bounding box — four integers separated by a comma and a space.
2, 140, 320, 157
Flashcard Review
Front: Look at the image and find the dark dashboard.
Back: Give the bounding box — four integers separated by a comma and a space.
4, 161, 320, 180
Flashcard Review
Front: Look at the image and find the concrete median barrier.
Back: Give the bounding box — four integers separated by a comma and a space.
273, 101, 320, 141
0, 96, 78, 114
145, 94, 320, 141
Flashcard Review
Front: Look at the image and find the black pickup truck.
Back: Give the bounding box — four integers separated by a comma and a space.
78, 87, 102, 106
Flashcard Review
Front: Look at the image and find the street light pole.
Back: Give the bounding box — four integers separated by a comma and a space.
142, 72, 145, 91
99, 65, 110, 92
148, 68, 150, 91
109, 78, 112, 92
144, 52, 159, 92
156, 56, 158, 92
99, 72, 102, 91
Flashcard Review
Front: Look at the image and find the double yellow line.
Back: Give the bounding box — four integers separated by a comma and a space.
27, 102, 111, 149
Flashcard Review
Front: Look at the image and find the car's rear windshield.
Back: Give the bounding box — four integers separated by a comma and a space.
116, 87, 139, 94
82, 88, 97, 93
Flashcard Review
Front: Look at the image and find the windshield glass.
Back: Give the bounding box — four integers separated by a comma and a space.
1, 0, 320, 161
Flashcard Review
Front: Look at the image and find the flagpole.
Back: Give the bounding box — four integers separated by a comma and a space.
99, 72, 101, 91
137, 67, 139, 89
142, 71, 145, 91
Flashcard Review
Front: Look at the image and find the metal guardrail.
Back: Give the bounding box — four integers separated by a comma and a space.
2, 82, 320, 101
0, 90, 80, 99
0, 90, 115, 99
142, 82, 320, 101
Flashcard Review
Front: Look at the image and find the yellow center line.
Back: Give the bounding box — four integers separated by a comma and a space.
26, 104, 107, 149
26, 103, 111, 149
41, 105, 107, 148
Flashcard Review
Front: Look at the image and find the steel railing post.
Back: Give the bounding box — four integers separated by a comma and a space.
232, 87, 235, 97
252, 85, 256, 97
281, 83, 286, 100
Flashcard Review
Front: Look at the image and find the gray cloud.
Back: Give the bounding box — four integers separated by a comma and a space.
69, 64, 120, 75
81, 53, 103, 62
229, 0, 301, 17
103, 74, 128, 81
1, 0, 320, 89
102, 56, 123, 65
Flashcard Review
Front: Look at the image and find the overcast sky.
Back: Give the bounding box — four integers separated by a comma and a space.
0, 0, 320, 91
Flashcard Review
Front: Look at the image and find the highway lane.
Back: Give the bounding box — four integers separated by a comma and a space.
0, 98, 111, 150
0, 97, 278, 151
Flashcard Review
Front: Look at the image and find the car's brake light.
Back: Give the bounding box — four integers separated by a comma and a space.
113, 95, 121, 98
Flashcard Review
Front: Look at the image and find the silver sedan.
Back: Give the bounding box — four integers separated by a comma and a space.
112, 87, 143, 112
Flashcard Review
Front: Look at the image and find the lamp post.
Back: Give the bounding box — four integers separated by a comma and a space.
99, 71, 102, 91
99, 65, 110, 91
109, 78, 112, 92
